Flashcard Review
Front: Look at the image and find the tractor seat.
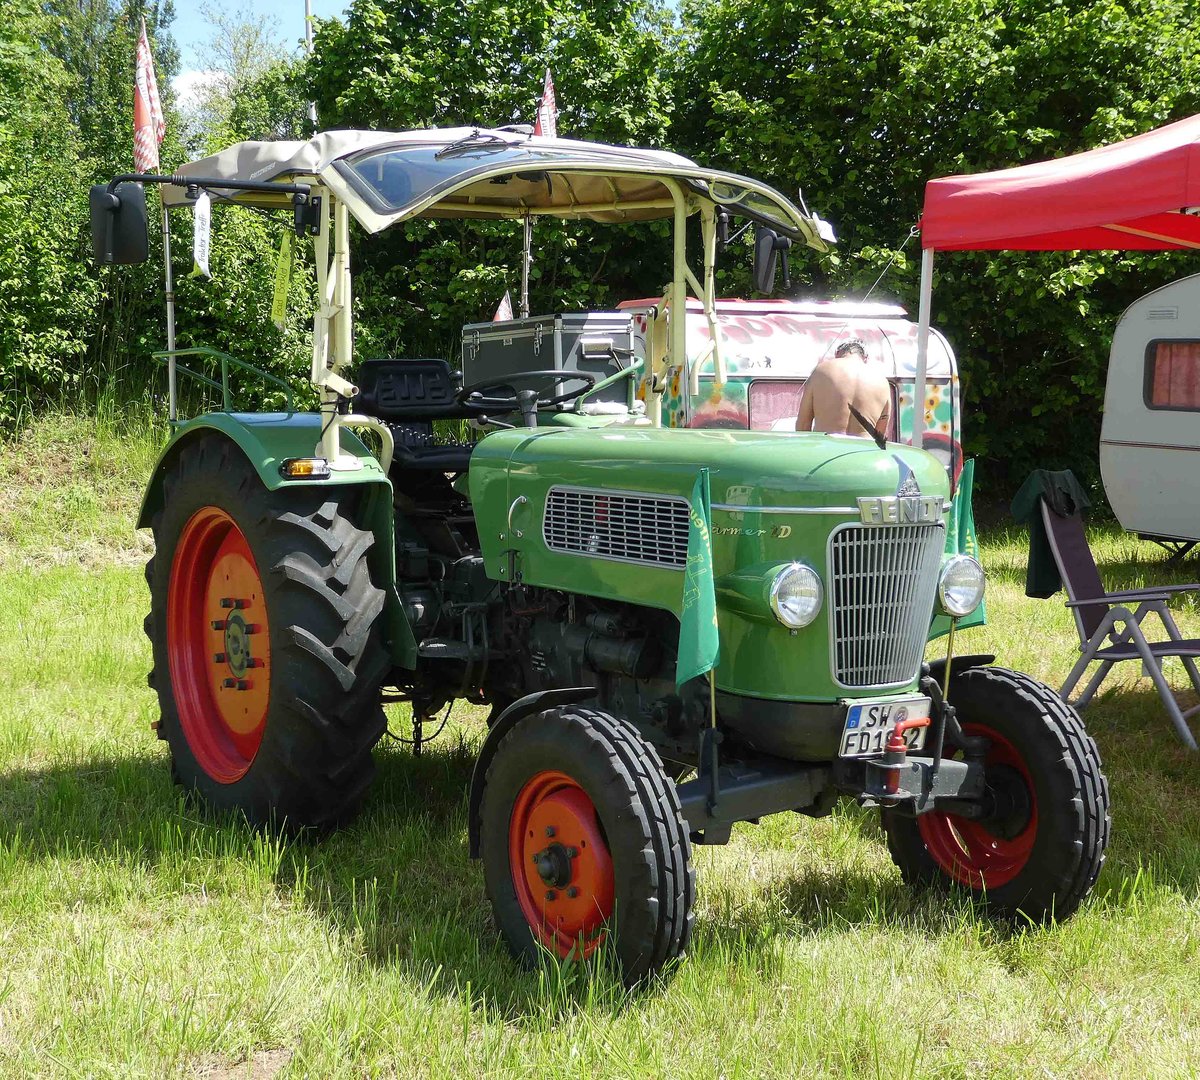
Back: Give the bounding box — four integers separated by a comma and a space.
356, 358, 485, 421
356, 361, 481, 473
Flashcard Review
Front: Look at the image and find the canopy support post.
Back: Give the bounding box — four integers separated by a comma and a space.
913, 247, 935, 450
312, 195, 361, 471
161, 195, 177, 423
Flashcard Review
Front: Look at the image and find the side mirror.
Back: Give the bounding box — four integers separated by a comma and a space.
753, 225, 793, 294
89, 182, 149, 265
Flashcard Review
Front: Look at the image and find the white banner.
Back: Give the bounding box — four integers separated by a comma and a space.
190, 190, 211, 279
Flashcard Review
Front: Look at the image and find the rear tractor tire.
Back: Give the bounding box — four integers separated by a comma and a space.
145, 435, 390, 830
479, 706, 695, 986
882, 666, 1110, 922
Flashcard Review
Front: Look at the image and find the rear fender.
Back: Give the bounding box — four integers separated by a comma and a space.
138, 412, 417, 669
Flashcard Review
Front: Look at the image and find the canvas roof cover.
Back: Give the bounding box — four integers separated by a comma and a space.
921, 113, 1200, 251
161, 127, 826, 245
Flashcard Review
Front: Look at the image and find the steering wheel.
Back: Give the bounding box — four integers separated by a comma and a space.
456, 369, 597, 428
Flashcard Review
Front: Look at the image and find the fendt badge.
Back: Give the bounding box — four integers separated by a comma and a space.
856, 495, 945, 525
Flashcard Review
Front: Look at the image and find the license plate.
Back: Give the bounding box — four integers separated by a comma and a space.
838, 696, 931, 759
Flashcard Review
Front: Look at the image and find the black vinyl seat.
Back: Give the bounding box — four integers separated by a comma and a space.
357, 358, 482, 421
356, 359, 484, 472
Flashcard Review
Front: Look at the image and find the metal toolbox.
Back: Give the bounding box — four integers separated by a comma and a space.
461, 312, 635, 403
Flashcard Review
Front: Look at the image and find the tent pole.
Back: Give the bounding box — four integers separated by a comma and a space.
520, 215, 532, 318
913, 247, 934, 450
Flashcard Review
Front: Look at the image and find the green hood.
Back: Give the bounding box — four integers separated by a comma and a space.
474, 426, 949, 510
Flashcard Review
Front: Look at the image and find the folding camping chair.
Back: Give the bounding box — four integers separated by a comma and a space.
1041, 498, 1200, 749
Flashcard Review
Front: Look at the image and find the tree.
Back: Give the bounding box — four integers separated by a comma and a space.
304, 0, 678, 362
672, 0, 1200, 489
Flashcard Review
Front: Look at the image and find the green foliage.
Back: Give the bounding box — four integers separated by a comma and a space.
6, 0, 1200, 492
673, 0, 1200, 487
307, 0, 677, 361
0, 1, 100, 427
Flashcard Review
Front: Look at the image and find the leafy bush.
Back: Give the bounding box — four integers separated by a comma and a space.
672, 0, 1200, 489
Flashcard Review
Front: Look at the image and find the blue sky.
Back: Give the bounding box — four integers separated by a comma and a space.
172, 1, 348, 73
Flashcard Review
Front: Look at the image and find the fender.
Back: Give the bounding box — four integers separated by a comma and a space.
137, 412, 417, 669
467, 687, 597, 858
925, 653, 995, 685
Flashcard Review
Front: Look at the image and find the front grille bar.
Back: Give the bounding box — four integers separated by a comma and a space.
829, 522, 944, 688
543, 486, 690, 569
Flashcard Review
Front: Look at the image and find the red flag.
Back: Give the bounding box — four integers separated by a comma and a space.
134, 17, 165, 172
533, 68, 557, 138
493, 290, 514, 322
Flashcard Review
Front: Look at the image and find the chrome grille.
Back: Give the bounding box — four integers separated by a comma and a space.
543, 486, 689, 569
829, 522, 945, 687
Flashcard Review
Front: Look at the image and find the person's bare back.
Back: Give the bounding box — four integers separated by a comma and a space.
796, 340, 891, 437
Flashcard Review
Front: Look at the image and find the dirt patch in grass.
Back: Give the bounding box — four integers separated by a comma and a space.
194, 1048, 294, 1079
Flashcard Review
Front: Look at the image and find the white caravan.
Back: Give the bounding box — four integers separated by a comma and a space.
1102, 273, 1200, 554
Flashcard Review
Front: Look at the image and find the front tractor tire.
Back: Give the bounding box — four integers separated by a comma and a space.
883, 666, 1110, 922
145, 436, 389, 830
479, 707, 695, 986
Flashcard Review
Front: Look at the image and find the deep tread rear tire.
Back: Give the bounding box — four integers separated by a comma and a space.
479, 706, 695, 986
145, 435, 389, 830
882, 666, 1110, 922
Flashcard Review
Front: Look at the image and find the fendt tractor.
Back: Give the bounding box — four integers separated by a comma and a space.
92, 128, 1109, 984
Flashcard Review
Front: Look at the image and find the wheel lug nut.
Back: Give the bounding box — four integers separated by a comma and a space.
211, 619, 226, 631
247, 658, 264, 668
244, 624, 261, 635
545, 826, 556, 838
567, 886, 579, 898
545, 890, 556, 901
214, 652, 226, 663
566, 847, 578, 859
221, 678, 249, 691
220, 598, 249, 609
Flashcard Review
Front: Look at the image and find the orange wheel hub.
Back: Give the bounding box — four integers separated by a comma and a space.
508, 771, 614, 959
167, 507, 271, 783
917, 725, 1037, 888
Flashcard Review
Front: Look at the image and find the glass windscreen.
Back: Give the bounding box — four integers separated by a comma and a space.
341, 142, 543, 211
750, 379, 899, 435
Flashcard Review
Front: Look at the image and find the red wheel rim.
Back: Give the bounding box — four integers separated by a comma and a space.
508, 771, 614, 959
917, 724, 1038, 889
167, 507, 271, 783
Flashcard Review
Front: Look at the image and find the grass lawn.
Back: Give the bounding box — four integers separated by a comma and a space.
2, 415, 1200, 1078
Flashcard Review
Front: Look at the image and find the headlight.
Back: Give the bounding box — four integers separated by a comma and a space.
938, 555, 985, 617
770, 563, 823, 628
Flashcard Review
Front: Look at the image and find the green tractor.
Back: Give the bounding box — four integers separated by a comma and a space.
92, 128, 1109, 984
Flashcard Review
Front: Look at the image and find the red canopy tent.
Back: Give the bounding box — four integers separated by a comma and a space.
912, 113, 1200, 444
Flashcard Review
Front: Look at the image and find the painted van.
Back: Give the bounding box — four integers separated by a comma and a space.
619, 298, 963, 492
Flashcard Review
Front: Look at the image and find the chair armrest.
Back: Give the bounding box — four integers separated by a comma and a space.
1065, 592, 1173, 607
1105, 583, 1200, 600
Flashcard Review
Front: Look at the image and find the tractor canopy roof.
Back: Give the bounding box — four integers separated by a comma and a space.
161, 127, 829, 248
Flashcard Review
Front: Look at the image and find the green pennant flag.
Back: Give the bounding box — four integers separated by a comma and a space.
271, 231, 293, 330
931, 457, 986, 638
676, 468, 720, 687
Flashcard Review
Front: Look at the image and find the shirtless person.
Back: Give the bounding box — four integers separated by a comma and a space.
795, 339, 891, 438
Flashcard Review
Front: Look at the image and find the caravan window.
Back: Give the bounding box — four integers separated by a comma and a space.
1145, 340, 1200, 411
